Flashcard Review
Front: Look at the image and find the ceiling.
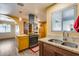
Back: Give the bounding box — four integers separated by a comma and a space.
0, 3, 53, 20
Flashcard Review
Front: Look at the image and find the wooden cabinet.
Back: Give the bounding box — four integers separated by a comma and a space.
39, 21, 46, 38
16, 35, 29, 52
43, 43, 62, 56
39, 41, 79, 56
43, 47, 55, 56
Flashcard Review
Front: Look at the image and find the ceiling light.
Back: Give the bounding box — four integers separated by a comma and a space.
19, 17, 22, 21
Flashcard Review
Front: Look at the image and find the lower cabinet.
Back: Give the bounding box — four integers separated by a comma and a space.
39, 41, 79, 56
43, 48, 55, 56
43, 43, 63, 56
16, 35, 29, 52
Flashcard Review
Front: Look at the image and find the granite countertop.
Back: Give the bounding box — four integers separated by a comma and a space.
38, 37, 79, 54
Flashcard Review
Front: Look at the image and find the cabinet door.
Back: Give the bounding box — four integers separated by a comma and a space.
17, 36, 29, 51
55, 52, 63, 56
43, 43, 56, 56
43, 48, 55, 56
39, 23, 46, 38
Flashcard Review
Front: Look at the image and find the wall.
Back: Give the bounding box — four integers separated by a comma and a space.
46, 3, 79, 42
9, 16, 28, 35
0, 15, 28, 39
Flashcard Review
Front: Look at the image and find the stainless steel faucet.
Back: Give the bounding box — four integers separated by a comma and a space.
63, 31, 69, 41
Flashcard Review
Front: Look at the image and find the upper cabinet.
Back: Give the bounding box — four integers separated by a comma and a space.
51, 4, 77, 32
29, 14, 34, 24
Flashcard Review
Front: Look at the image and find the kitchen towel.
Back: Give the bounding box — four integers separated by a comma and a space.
74, 16, 79, 32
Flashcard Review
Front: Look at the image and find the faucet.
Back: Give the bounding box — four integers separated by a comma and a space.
63, 31, 69, 41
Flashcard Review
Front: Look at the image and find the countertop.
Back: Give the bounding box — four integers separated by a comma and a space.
16, 34, 29, 37
38, 37, 79, 54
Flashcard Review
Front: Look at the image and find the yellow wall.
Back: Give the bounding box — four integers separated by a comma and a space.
46, 3, 79, 42
9, 15, 28, 35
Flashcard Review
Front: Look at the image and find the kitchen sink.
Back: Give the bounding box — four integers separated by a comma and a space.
48, 39, 63, 44
61, 42, 78, 48
48, 39, 78, 48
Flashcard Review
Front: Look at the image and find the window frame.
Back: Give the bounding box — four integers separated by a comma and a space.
51, 4, 77, 32
0, 23, 11, 33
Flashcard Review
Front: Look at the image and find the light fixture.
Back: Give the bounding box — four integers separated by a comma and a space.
19, 17, 22, 21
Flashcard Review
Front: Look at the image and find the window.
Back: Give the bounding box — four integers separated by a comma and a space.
5, 24, 11, 32
51, 5, 76, 32
0, 24, 11, 33
0, 24, 5, 32
62, 7, 76, 31
52, 11, 62, 31
15, 25, 19, 35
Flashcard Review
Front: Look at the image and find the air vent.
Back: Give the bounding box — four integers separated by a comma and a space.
17, 3, 24, 6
